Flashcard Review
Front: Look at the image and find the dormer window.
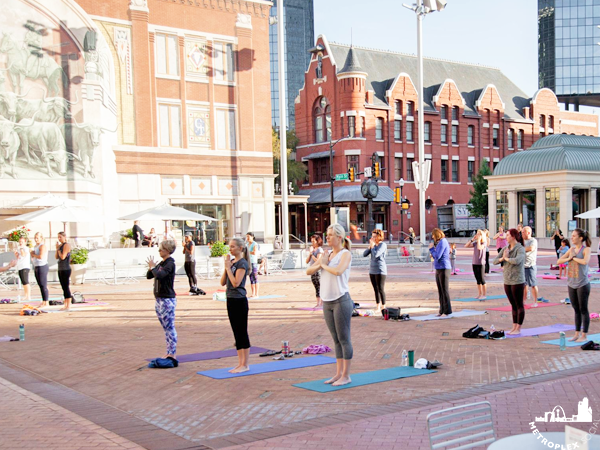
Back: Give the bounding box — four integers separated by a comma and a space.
407, 101, 415, 117
441, 105, 448, 120
395, 100, 402, 115
314, 97, 331, 143
452, 106, 459, 121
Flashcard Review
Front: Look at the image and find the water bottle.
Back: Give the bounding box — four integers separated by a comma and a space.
19, 324, 24, 341
402, 349, 408, 366
490, 324, 496, 332
527, 290, 531, 302
559, 332, 566, 351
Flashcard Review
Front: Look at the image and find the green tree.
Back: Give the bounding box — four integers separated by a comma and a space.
467, 162, 493, 218
272, 128, 307, 193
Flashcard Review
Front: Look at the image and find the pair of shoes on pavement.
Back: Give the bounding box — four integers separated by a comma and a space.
189, 287, 206, 296
535, 297, 550, 303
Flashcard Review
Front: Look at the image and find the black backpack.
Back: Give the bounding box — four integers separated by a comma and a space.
382, 307, 401, 320
462, 324, 483, 339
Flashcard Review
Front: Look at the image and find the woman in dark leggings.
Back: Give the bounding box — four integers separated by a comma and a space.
465, 230, 487, 300
493, 228, 526, 335
183, 234, 198, 293
558, 228, 591, 342
306, 234, 324, 308
55, 232, 72, 310
31, 232, 49, 307
429, 228, 452, 317
363, 229, 387, 314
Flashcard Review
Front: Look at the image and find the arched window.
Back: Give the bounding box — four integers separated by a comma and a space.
446, 199, 455, 205
452, 106, 459, 121
517, 130, 523, 149
395, 100, 402, 115
508, 129, 514, 149
441, 105, 448, 120
407, 101, 415, 117
425, 199, 434, 210
313, 97, 331, 143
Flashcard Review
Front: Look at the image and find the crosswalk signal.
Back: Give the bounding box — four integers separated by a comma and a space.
349, 167, 355, 182
374, 162, 380, 179
402, 200, 409, 210
393, 187, 401, 203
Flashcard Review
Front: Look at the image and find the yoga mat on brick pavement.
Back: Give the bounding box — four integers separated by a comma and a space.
293, 366, 436, 392
541, 275, 566, 280
487, 303, 561, 312
214, 294, 286, 302
297, 306, 322, 311
506, 324, 575, 338
149, 347, 271, 363
197, 355, 335, 379
454, 295, 507, 302
411, 309, 487, 321
542, 333, 600, 347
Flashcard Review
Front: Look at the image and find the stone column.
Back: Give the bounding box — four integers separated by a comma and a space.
488, 189, 497, 236
559, 187, 573, 233
508, 190, 518, 229
536, 187, 546, 239
590, 188, 597, 237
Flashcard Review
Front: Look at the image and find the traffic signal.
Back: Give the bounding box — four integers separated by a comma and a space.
402, 200, 409, 210
393, 187, 401, 203
374, 162, 380, 179
349, 167, 355, 182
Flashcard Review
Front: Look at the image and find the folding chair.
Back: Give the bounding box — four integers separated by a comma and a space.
0, 264, 17, 290
426, 401, 496, 449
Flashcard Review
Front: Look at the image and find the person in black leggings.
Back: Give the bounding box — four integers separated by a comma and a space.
31, 232, 49, 307
183, 234, 198, 293
363, 229, 387, 313
55, 232, 72, 310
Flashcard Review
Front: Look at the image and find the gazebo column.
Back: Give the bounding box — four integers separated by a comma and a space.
508, 191, 518, 229
590, 189, 597, 237
536, 187, 546, 239
488, 189, 497, 236
560, 187, 573, 233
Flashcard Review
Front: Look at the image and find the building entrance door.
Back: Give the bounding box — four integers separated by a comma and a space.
518, 190, 536, 235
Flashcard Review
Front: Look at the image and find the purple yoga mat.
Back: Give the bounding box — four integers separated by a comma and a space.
506, 324, 575, 338
148, 347, 271, 363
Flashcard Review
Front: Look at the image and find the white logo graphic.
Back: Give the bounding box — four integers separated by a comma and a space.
535, 397, 592, 423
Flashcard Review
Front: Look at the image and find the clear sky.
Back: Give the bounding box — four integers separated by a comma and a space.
314, 0, 539, 95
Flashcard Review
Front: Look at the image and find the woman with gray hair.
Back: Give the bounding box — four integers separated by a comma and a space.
307, 223, 353, 387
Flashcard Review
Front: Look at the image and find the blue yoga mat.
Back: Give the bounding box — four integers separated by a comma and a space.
542, 333, 600, 347
214, 294, 286, 302
293, 366, 436, 392
197, 355, 335, 379
454, 295, 507, 302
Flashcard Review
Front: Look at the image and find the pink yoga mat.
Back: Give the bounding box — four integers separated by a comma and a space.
487, 302, 561, 312
541, 275, 566, 280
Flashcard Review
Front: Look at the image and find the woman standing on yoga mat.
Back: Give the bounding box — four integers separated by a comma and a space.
363, 229, 387, 314
307, 223, 353, 387
221, 237, 251, 373
558, 228, 591, 342
15, 237, 31, 301
429, 228, 452, 317
55, 232, 72, 311
493, 228, 525, 335
147, 240, 178, 365
30, 232, 49, 307
183, 234, 198, 294
494, 227, 508, 267
306, 234, 324, 308
465, 230, 487, 300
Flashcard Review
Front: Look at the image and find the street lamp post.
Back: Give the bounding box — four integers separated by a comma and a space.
328, 135, 352, 218
399, 177, 405, 239
403, 0, 447, 243
277, 0, 289, 251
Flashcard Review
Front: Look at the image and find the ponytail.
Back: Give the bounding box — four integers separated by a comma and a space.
574, 228, 592, 248
343, 237, 352, 251
327, 223, 352, 251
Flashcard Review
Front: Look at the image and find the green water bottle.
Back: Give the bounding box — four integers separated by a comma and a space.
19, 324, 24, 341
559, 332, 566, 351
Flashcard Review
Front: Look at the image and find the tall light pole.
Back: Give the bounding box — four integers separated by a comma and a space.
403, 0, 447, 243
277, 0, 289, 250
399, 177, 405, 239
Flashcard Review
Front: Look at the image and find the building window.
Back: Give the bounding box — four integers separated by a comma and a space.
213, 42, 235, 82
347, 155, 359, 175
451, 125, 458, 144
452, 160, 458, 182
441, 124, 447, 144
508, 129, 514, 149
496, 191, 508, 233
468, 161, 474, 183
549, 115, 554, 131
407, 101, 414, 117
440, 105, 448, 120
452, 106, 459, 121
467, 125, 474, 146
493, 161, 498, 171
216, 109, 236, 150
313, 97, 331, 143
545, 188, 560, 237
406, 121, 413, 142
539, 114, 546, 128
375, 153, 385, 178
348, 116, 356, 138
492, 128, 499, 147
314, 158, 330, 183
159, 104, 182, 147
394, 120, 401, 141
406, 158, 414, 181
517, 130, 523, 149
441, 159, 448, 182
424, 121, 431, 143
156, 33, 179, 76
394, 157, 402, 180
375, 117, 383, 140
395, 100, 402, 115
360, 116, 365, 138
341, 116, 344, 138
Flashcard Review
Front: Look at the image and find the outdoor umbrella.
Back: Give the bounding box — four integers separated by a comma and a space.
7, 193, 85, 208
118, 203, 216, 236
575, 207, 600, 219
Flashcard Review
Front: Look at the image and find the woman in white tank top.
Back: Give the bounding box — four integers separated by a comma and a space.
307, 223, 353, 387
15, 237, 31, 301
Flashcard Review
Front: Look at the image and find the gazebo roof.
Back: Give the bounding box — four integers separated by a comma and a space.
493, 135, 600, 176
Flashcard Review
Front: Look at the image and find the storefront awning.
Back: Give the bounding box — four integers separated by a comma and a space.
301, 150, 335, 161
299, 186, 394, 204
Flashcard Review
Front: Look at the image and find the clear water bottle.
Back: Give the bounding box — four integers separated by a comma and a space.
19, 324, 24, 341
559, 332, 566, 351
490, 324, 496, 332
527, 290, 531, 302
402, 349, 408, 366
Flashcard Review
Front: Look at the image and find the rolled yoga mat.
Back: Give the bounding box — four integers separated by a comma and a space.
148, 347, 271, 363
505, 323, 575, 338
454, 295, 507, 302
411, 309, 488, 321
487, 302, 561, 312
197, 355, 335, 379
542, 333, 600, 347
293, 366, 436, 393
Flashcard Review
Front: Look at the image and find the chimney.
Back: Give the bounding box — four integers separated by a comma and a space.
366, 90, 374, 104
523, 106, 530, 120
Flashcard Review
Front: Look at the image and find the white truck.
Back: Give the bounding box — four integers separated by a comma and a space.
437, 204, 487, 237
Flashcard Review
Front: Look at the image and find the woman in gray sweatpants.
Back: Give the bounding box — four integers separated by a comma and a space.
307, 223, 353, 387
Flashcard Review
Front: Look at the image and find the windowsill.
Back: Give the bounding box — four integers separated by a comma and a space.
452, 144, 459, 147
468, 145, 475, 148
441, 143, 448, 146
156, 74, 180, 81
312, 182, 330, 186
406, 141, 415, 144
493, 146, 499, 150
347, 137, 366, 140
394, 140, 403, 144
406, 116, 414, 121
214, 80, 236, 87
425, 142, 432, 145
441, 182, 461, 185
483, 146, 490, 149
508, 147, 514, 151
185, 77, 209, 84
467, 182, 473, 185
376, 139, 385, 142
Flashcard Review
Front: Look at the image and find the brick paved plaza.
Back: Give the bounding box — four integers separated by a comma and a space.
2, 247, 600, 449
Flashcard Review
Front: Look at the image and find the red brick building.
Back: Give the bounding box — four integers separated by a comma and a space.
294, 35, 599, 239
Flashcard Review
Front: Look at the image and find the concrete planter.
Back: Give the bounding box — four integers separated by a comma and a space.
70, 263, 87, 284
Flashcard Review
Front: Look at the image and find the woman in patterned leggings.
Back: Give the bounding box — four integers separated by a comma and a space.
306, 234, 324, 308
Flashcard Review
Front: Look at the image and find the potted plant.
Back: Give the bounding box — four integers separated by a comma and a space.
120, 228, 134, 247
70, 247, 89, 284
209, 241, 229, 274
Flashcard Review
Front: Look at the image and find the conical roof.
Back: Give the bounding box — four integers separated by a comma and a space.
339, 46, 366, 75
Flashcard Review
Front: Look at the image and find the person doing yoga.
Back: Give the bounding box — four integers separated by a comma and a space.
31, 232, 49, 307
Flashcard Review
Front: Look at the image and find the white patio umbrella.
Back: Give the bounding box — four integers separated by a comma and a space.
575, 207, 600, 219
118, 203, 216, 237
7, 193, 85, 208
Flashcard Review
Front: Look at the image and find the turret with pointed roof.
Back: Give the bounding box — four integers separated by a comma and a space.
337, 45, 367, 80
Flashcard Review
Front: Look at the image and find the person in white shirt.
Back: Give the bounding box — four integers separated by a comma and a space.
14, 237, 31, 301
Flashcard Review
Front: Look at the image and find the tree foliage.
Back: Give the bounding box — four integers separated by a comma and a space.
467, 162, 493, 218
272, 128, 307, 193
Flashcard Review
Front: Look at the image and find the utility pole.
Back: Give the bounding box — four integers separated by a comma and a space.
277, 0, 289, 250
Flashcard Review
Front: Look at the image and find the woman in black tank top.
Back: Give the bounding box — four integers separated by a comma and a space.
56, 232, 72, 310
